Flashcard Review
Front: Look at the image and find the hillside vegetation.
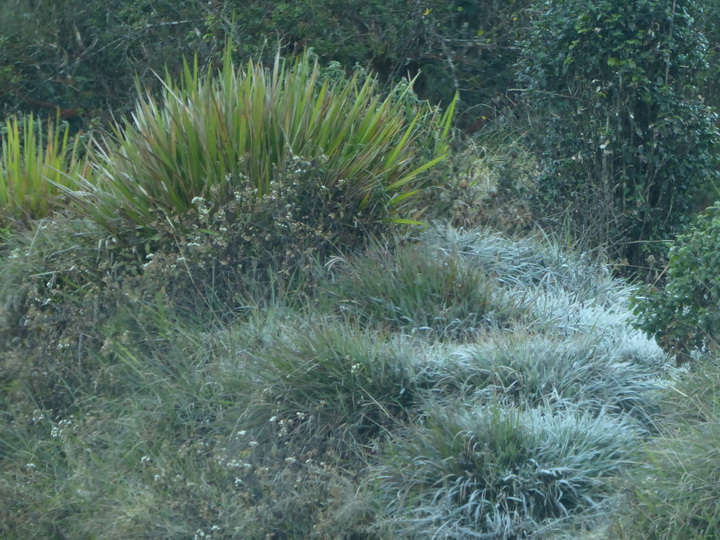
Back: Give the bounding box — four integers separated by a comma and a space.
2, 1, 720, 538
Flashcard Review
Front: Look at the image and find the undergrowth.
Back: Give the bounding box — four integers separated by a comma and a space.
0, 221, 674, 539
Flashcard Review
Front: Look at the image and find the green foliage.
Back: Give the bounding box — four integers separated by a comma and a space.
0, 114, 88, 226
69, 49, 453, 237
518, 0, 719, 263
634, 204, 720, 361
0, 0, 230, 125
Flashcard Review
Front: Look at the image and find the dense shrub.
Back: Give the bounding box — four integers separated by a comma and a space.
634, 204, 720, 362
139, 156, 390, 314
0, 218, 148, 411
0, 0, 228, 126
0, 0, 529, 129
518, 0, 719, 264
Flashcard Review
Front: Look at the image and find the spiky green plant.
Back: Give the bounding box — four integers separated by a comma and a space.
70, 48, 455, 236
0, 114, 88, 226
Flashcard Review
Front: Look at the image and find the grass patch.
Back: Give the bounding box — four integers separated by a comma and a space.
0, 223, 674, 538
323, 240, 515, 339
614, 355, 720, 539
233, 317, 419, 456
371, 401, 634, 539
424, 332, 664, 419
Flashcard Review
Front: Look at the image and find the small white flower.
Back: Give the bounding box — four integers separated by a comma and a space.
248, 441, 259, 447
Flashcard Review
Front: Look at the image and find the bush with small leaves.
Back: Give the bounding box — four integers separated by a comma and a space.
518, 0, 719, 264
633, 204, 720, 362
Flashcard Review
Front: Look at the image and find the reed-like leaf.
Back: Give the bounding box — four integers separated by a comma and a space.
70, 48, 454, 236
0, 114, 88, 227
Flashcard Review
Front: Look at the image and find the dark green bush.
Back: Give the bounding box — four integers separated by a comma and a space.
0, 0, 229, 125
518, 0, 719, 264
633, 204, 720, 362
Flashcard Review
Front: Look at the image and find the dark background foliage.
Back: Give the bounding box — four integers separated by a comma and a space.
517, 0, 719, 266
0, 0, 531, 130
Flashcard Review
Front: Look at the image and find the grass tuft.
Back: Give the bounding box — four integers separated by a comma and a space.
323, 240, 514, 339
614, 355, 720, 539
423, 332, 664, 419
372, 401, 634, 539
234, 318, 419, 455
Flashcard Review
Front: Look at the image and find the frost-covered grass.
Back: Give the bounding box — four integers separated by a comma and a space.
371, 402, 635, 539
0, 223, 675, 538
